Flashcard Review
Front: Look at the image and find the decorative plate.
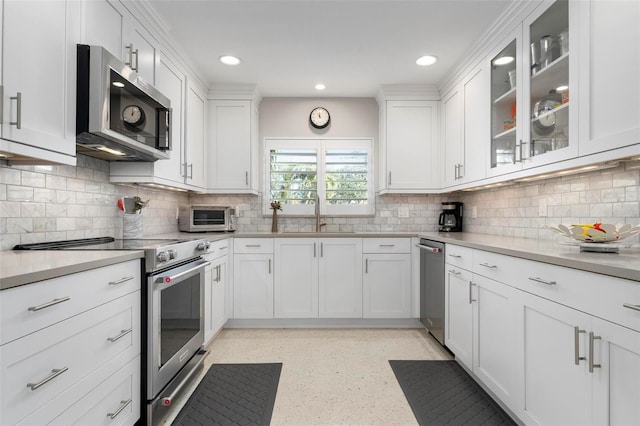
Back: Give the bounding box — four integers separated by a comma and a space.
547, 223, 640, 243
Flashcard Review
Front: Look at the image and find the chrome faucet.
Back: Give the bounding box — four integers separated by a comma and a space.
315, 195, 326, 232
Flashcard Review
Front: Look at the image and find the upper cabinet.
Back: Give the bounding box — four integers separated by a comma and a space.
82, 0, 158, 84
378, 97, 440, 193
184, 79, 208, 189
442, 63, 490, 187
0, 0, 78, 165
577, 0, 640, 156
208, 95, 260, 194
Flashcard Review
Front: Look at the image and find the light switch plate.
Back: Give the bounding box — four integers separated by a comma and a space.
398, 206, 409, 218
471, 205, 478, 218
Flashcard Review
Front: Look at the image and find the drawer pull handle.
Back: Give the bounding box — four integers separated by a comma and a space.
574, 326, 586, 365
479, 262, 497, 269
245, 244, 261, 248
448, 254, 462, 258
27, 367, 68, 390
107, 399, 132, 419
528, 277, 557, 286
365, 258, 369, 274
379, 244, 395, 247
588, 332, 602, 373
220, 246, 228, 250
623, 303, 640, 312
107, 328, 133, 343
448, 269, 461, 275
28, 296, 70, 312
469, 281, 476, 304
109, 276, 134, 286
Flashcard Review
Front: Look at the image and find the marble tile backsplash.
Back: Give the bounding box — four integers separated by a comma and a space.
1, 155, 638, 251
0, 155, 188, 250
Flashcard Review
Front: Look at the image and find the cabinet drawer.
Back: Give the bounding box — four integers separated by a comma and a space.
472, 250, 526, 284
1, 292, 141, 426
49, 356, 140, 426
207, 239, 230, 258
363, 238, 411, 254
0, 259, 141, 345
445, 244, 474, 271
233, 238, 274, 254
510, 260, 640, 332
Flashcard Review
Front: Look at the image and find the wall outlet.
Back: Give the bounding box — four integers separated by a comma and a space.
398, 206, 409, 218
539, 198, 548, 217
471, 205, 478, 219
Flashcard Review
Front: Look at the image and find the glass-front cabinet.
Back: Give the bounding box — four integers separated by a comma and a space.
490, 36, 520, 175
525, 0, 575, 165
489, 0, 577, 177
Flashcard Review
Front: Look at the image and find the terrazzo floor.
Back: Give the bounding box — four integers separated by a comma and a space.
165, 328, 452, 425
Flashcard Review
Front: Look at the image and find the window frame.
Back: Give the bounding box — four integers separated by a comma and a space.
264, 138, 375, 217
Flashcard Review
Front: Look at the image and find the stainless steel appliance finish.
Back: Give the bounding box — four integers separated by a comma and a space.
417, 238, 446, 345
76, 44, 172, 162
178, 205, 236, 232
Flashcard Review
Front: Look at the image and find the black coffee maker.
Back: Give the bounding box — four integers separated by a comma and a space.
439, 202, 463, 232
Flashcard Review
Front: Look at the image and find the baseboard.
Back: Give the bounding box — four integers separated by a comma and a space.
225, 318, 424, 329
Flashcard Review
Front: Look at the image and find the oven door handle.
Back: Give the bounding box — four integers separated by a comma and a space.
154, 259, 210, 284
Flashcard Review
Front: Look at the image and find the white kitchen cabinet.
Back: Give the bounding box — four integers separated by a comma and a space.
379, 100, 439, 192
233, 239, 274, 319
318, 238, 363, 318
208, 99, 259, 193
274, 238, 319, 318
0, 260, 141, 426
203, 240, 229, 345
517, 290, 592, 426
442, 63, 489, 187
591, 317, 640, 425
471, 274, 520, 410
577, 0, 640, 156
0, 0, 78, 165
184, 79, 207, 189
82, 0, 158, 84
444, 264, 474, 369
362, 238, 412, 319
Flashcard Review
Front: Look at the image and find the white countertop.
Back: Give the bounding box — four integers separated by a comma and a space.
0, 250, 144, 290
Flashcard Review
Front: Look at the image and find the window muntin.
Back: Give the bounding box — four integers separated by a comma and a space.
265, 139, 374, 216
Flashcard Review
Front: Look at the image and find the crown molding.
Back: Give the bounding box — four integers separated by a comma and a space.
208, 84, 262, 104
376, 84, 440, 105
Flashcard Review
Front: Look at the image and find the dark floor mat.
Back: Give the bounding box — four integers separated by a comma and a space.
389, 360, 517, 426
172, 363, 282, 426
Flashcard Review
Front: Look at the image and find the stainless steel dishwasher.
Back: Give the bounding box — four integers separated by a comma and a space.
417, 238, 445, 345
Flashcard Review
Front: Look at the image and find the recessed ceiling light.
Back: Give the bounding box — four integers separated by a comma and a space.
416, 55, 437, 66
219, 55, 241, 66
493, 56, 514, 66
315, 83, 326, 91
112, 81, 125, 88
556, 85, 569, 91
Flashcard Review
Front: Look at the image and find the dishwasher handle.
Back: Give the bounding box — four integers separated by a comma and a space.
415, 243, 441, 254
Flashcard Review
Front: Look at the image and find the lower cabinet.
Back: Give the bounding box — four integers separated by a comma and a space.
518, 290, 640, 426
233, 253, 273, 319
363, 254, 411, 318
274, 238, 319, 318
318, 238, 363, 318
204, 240, 229, 344
444, 243, 640, 425
444, 265, 473, 369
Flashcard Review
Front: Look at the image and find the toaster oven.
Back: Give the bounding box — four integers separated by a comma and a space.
178, 206, 236, 232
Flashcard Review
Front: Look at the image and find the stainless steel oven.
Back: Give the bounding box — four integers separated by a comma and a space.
146, 258, 208, 410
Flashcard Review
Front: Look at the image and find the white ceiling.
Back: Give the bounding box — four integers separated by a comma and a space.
147, 0, 514, 97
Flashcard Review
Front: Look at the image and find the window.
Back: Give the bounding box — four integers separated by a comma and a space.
265, 139, 374, 216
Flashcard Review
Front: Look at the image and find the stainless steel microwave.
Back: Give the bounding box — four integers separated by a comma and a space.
179, 206, 236, 232
76, 44, 172, 162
